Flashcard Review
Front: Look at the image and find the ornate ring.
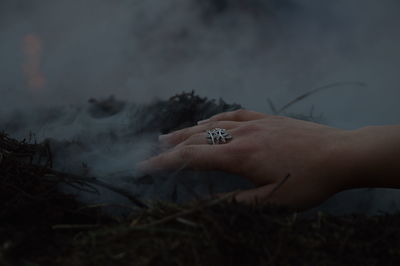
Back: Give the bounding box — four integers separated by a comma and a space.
206, 128, 233, 145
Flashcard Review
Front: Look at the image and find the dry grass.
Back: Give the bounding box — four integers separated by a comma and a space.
1, 91, 399, 266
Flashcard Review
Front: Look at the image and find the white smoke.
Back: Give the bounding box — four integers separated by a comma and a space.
1, 0, 400, 213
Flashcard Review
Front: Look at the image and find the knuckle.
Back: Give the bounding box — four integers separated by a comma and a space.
178, 146, 195, 160
234, 109, 248, 118
240, 123, 262, 133
171, 128, 189, 142
184, 133, 200, 145
207, 121, 219, 129
208, 112, 227, 122
229, 141, 251, 154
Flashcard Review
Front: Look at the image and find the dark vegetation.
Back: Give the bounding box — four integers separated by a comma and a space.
1, 92, 399, 265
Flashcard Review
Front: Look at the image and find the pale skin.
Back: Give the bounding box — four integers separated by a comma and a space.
137, 109, 400, 210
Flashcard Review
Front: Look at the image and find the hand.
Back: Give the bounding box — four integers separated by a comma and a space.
137, 109, 358, 210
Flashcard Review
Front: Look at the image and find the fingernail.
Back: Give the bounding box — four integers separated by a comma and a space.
197, 119, 210, 125
136, 160, 151, 174
158, 133, 171, 142
158, 134, 177, 150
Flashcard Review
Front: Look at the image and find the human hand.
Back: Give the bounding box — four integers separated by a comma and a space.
137, 109, 357, 210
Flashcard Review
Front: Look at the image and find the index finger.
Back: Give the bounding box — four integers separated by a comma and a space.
198, 109, 269, 124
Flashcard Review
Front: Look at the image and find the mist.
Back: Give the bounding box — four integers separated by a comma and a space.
1, 0, 400, 214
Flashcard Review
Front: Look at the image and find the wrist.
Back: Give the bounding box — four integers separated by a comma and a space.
335, 125, 400, 189
321, 129, 361, 192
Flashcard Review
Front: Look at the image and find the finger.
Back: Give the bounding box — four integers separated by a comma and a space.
136, 144, 231, 174
159, 121, 239, 147
176, 127, 239, 147
207, 185, 276, 205
175, 132, 209, 146
198, 109, 269, 124
234, 185, 276, 204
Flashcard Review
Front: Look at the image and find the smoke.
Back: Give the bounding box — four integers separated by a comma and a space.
1, 0, 400, 116
1, 0, 400, 213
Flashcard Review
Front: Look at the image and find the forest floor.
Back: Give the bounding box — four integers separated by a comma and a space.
1, 93, 399, 266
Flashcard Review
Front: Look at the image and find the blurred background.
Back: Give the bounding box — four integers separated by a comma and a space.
1, 0, 400, 214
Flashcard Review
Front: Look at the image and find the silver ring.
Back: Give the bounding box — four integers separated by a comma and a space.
206, 128, 233, 145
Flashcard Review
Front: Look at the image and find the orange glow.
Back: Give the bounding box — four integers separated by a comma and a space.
21, 33, 46, 91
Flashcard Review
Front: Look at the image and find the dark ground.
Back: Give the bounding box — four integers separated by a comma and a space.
1, 93, 399, 266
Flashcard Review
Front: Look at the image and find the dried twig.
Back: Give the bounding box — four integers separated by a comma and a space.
265, 174, 291, 200
90, 178, 149, 209
269, 82, 366, 115
132, 191, 239, 228
45, 170, 149, 209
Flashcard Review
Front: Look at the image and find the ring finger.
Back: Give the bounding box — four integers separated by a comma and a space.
159, 121, 240, 147
176, 127, 240, 147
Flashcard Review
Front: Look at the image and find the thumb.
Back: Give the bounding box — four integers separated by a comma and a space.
211, 174, 292, 205
210, 185, 277, 205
